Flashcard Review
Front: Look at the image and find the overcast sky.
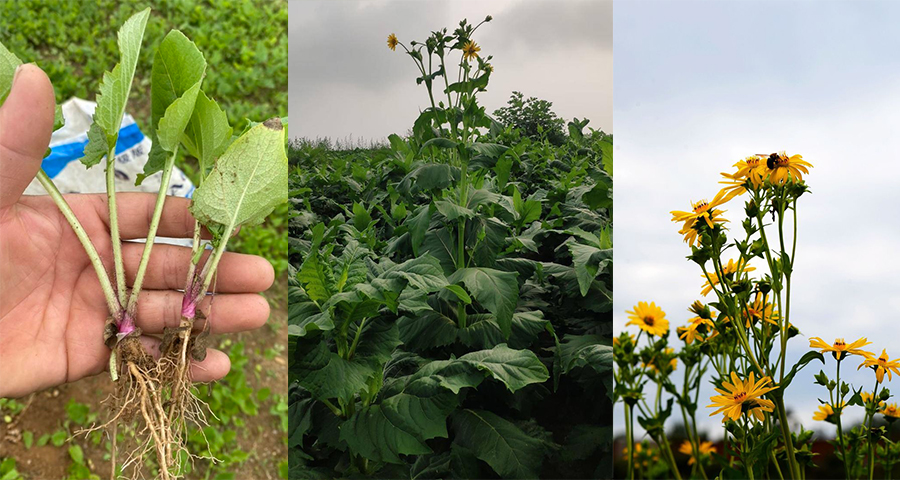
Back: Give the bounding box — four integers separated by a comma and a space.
614, 0, 900, 440
288, 0, 612, 143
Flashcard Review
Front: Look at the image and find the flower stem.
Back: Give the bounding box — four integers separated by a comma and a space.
835, 360, 851, 480
125, 147, 178, 314
105, 145, 127, 306
625, 403, 635, 480
36, 170, 121, 316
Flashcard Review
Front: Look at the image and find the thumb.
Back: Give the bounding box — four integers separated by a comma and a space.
0, 63, 56, 210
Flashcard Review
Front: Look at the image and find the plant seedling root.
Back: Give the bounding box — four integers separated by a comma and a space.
93, 328, 213, 479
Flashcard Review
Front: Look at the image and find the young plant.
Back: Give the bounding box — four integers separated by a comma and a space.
0, 9, 286, 480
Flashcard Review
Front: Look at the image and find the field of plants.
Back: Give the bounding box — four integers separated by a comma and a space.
288, 18, 613, 479
0, 1, 289, 479
615, 153, 900, 479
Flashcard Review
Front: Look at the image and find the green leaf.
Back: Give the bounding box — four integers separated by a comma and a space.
294, 342, 374, 403
340, 405, 433, 464
598, 138, 613, 175
68, 445, 85, 465
398, 312, 459, 351
781, 351, 825, 390
297, 254, 333, 304
157, 80, 202, 151
407, 204, 432, 256
0, 41, 22, 105
182, 90, 232, 175
458, 344, 549, 392
435, 200, 475, 222
150, 30, 206, 128
448, 268, 519, 336
381, 378, 459, 441
451, 409, 546, 479
420, 137, 457, 152
568, 242, 612, 297
82, 8, 150, 168
81, 123, 110, 168
190, 118, 288, 231
139, 29, 207, 183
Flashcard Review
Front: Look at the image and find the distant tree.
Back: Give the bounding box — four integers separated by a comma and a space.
493, 91, 567, 145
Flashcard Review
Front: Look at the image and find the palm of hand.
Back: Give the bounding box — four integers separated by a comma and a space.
1, 194, 119, 394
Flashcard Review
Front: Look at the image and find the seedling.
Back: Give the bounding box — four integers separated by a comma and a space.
1, 9, 286, 479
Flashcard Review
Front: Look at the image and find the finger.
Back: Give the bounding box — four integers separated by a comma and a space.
134, 290, 270, 334
139, 336, 231, 383
122, 242, 275, 293
0, 64, 56, 210
89, 193, 212, 241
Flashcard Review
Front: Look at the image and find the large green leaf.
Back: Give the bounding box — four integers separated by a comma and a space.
190, 118, 288, 231
568, 242, 612, 297
398, 312, 459, 351
448, 268, 519, 336
451, 409, 546, 479
339, 405, 433, 464
82, 9, 150, 167
294, 342, 374, 403
458, 344, 549, 392
382, 255, 449, 292
297, 253, 333, 304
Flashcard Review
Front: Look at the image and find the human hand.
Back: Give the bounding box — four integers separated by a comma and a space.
0, 64, 274, 398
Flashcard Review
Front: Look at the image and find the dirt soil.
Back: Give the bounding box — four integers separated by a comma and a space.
0, 277, 289, 480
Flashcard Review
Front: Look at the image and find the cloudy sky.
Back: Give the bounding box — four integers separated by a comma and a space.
289, 0, 612, 143
614, 0, 900, 439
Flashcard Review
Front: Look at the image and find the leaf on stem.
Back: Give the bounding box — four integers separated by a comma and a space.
82, 8, 150, 168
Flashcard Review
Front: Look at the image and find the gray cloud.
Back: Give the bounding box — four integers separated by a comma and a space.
289, 0, 612, 141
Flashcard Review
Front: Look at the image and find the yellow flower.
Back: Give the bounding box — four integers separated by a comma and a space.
678, 440, 716, 465
812, 402, 844, 422
625, 301, 669, 337
883, 403, 900, 420
387, 33, 399, 51
643, 348, 678, 373
678, 316, 715, 344
708, 371, 777, 422
700, 259, 756, 296
764, 151, 813, 185
743, 293, 778, 326
483, 63, 494, 73
462, 40, 481, 61
724, 155, 767, 187
858, 349, 900, 383
809, 337, 873, 361
671, 190, 729, 246
861, 391, 885, 409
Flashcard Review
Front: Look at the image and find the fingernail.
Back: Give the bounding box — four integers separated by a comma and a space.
11, 63, 25, 86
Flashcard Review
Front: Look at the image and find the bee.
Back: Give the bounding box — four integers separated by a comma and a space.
756, 152, 781, 170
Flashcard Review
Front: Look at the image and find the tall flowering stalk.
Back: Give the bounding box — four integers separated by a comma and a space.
617, 152, 900, 478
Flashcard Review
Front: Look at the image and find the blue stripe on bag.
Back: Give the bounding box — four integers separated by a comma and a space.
42, 123, 146, 178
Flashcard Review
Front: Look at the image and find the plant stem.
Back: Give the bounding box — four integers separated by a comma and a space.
775, 394, 801, 479
835, 360, 851, 480
125, 148, 178, 314
347, 318, 367, 360
36, 170, 121, 316
625, 403, 635, 480
106, 145, 127, 306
